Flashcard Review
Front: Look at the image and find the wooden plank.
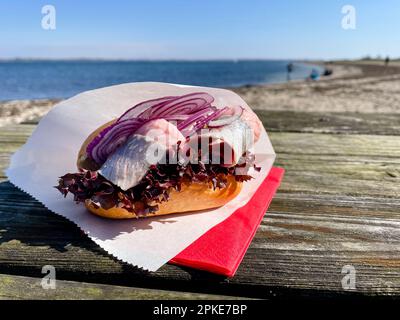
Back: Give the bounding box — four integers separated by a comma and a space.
0, 183, 399, 298
0, 116, 399, 298
6, 126, 398, 193
0, 124, 35, 140
253, 193, 400, 295
270, 132, 400, 198
3, 111, 400, 139
270, 132, 400, 158
0, 124, 33, 180
0, 273, 248, 300
256, 111, 400, 135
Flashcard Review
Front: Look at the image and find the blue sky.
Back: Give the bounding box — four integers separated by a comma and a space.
0, 0, 399, 59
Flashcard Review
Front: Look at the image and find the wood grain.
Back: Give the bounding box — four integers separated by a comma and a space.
0, 182, 399, 298
0, 274, 248, 300
0, 111, 399, 299
256, 111, 400, 135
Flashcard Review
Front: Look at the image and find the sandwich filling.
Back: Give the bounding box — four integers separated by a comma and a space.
57, 153, 259, 216
56, 92, 262, 216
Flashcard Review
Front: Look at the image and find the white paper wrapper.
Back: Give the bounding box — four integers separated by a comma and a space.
6, 82, 275, 271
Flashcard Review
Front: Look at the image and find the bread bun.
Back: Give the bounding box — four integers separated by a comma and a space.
77, 121, 242, 219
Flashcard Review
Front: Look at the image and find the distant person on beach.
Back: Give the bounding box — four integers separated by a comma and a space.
308, 68, 320, 81
286, 62, 294, 81
385, 56, 390, 67
323, 68, 333, 76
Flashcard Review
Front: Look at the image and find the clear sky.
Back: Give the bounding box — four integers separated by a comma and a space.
0, 0, 399, 60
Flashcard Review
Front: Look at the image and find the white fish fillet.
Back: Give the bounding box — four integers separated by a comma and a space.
196, 118, 254, 166
99, 134, 166, 191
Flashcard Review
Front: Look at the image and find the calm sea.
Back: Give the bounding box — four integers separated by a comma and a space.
0, 60, 322, 100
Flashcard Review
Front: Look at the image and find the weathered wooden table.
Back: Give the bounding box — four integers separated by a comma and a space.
0, 110, 399, 299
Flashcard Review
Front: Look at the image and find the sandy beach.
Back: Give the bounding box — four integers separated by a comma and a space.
233, 61, 400, 114
0, 98, 60, 127
1, 61, 399, 127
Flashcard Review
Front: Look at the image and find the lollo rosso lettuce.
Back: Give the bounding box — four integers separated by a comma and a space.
56, 153, 260, 216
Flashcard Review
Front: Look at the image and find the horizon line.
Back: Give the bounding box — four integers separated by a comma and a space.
0, 57, 386, 63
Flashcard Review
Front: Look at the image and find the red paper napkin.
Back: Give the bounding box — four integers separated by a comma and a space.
170, 167, 284, 277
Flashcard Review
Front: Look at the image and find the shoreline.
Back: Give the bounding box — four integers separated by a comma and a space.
1, 61, 400, 126
0, 98, 61, 127
232, 61, 400, 113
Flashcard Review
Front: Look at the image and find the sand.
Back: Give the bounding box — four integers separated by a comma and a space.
233, 62, 400, 114
0, 99, 60, 127
1, 61, 400, 127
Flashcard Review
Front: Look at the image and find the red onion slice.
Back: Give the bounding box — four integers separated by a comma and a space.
207, 105, 244, 128
87, 118, 145, 165
162, 114, 191, 121
193, 107, 229, 131
87, 92, 218, 165
180, 107, 228, 137
177, 106, 215, 130
138, 92, 214, 119
118, 96, 177, 122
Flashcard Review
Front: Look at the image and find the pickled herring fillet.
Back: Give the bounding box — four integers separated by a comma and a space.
99, 119, 184, 191
196, 118, 254, 167
99, 134, 166, 191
